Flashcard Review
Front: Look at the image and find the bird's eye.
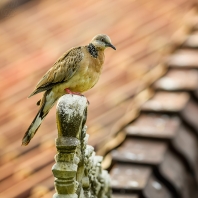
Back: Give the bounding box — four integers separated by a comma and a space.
101, 38, 104, 42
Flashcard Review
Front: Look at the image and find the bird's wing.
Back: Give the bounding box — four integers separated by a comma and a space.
28, 47, 83, 97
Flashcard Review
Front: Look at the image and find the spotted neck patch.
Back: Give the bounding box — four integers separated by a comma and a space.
88, 43, 98, 58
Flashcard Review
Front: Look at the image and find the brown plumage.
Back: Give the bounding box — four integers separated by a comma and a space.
22, 34, 116, 146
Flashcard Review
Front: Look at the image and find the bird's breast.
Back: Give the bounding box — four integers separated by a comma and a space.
56, 50, 105, 94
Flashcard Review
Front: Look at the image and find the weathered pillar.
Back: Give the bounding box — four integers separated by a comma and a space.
52, 94, 112, 198
52, 95, 88, 198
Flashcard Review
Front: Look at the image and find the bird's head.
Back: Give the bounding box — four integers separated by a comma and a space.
90, 34, 116, 51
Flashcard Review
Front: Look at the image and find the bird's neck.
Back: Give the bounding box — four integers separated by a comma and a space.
88, 43, 99, 58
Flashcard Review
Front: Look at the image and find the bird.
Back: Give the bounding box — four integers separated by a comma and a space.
22, 34, 116, 146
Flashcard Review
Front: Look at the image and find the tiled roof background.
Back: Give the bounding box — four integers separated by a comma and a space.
0, 0, 196, 197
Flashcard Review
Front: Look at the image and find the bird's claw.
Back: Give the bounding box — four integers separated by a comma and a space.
65, 88, 82, 96
64, 88, 90, 105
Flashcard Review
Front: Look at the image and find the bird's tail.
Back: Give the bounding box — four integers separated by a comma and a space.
22, 106, 44, 146
22, 90, 54, 146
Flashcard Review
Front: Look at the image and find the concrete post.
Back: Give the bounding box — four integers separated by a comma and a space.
52, 94, 111, 198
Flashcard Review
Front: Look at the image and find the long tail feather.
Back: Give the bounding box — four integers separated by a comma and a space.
22, 89, 54, 146
22, 107, 44, 146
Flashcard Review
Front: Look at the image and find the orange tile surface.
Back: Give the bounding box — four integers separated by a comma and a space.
0, 0, 196, 197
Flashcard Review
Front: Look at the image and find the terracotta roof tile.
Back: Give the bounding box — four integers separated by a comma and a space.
154, 68, 198, 91
143, 175, 172, 198
125, 114, 180, 139
142, 92, 190, 112
168, 49, 198, 68
111, 164, 151, 191
112, 139, 167, 165
0, 0, 197, 196
183, 31, 198, 48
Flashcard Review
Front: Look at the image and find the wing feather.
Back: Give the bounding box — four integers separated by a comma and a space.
28, 47, 83, 97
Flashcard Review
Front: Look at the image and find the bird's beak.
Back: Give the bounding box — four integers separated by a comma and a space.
106, 43, 116, 50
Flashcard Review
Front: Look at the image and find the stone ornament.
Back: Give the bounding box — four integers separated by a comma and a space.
52, 94, 111, 198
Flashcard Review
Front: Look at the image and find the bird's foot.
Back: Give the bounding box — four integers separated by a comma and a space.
65, 88, 84, 96
64, 88, 90, 105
